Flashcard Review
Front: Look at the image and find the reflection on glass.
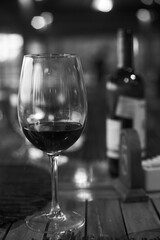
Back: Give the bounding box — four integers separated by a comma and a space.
9, 92, 44, 161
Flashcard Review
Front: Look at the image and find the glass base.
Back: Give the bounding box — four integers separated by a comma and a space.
26, 210, 85, 235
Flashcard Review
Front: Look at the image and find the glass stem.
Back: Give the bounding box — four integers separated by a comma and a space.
48, 154, 61, 216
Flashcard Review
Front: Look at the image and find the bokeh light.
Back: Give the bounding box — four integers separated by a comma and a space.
136, 9, 153, 23
92, 0, 113, 12
31, 16, 46, 30
141, 0, 153, 5
0, 34, 23, 62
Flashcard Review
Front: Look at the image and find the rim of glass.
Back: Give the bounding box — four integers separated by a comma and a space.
24, 53, 79, 59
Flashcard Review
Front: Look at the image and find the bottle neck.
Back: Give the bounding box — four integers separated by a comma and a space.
117, 29, 134, 70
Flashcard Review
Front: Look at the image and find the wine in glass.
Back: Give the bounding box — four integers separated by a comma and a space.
17, 53, 87, 235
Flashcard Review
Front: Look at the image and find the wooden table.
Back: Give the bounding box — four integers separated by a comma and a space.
0, 155, 160, 240
1, 87, 160, 239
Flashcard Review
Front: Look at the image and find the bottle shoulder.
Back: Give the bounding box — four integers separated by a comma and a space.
110, 68, 143, 86
106, 68, 145, 97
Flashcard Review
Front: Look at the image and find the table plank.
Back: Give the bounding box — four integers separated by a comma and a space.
85, 200, 102, 237
151, 197, 160, 216
121, 199, 160, 237
95, 199, 126, 239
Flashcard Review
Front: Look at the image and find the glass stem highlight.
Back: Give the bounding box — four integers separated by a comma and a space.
48, 154, 61, 217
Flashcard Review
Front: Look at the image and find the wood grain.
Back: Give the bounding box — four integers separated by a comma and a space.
121, 200, 160, 236
95, 199, 126, 239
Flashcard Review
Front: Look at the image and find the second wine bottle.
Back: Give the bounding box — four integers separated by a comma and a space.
106, 29, 146, 177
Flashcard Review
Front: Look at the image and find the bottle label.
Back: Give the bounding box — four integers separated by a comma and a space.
106, 96, 146, 159
106, 118, 122, 158
116, 96, 146, 151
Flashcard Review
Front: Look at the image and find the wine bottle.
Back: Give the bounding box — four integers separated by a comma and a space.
106, 29, 146, 177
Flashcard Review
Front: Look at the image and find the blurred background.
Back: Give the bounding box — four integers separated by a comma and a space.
1, 0, 160, 90
0, 0, 160, 225
0, 0, 160, 168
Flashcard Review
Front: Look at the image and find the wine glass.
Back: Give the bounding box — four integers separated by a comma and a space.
17, 53, 87, 235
